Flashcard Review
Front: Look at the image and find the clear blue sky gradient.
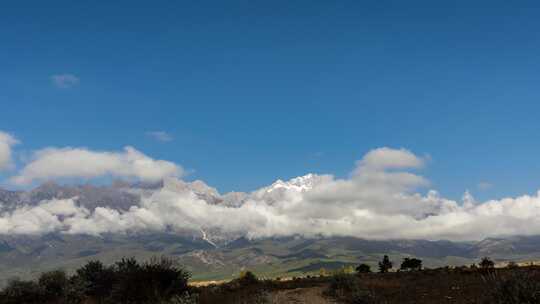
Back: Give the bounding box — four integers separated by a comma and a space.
1, 1, 540, 200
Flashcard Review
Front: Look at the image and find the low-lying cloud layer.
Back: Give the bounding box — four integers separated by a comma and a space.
2, 145, 540, 242
11, 146, 182, 185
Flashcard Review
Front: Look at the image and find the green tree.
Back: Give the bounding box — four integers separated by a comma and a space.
378, 255, 393, 273
75, 260, 116, 302
480, 257, 495, 270
38, 270, 69, 300
400, 258, 422, 271
1, 279, 42, 304
355, 263, 371, 274
238, 270, 258, 286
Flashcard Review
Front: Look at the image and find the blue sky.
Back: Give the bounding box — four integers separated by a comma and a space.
1, 1, 540, 200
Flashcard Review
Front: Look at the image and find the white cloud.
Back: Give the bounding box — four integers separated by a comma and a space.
0, 131, 18, 171
4, 147, 540, 242
51, 74, 79, 88
356, 147, 424, 171
146, 131, 173, 142
477, 182, 493, 191
11, 146, 182, 185
0, 198, 88, 235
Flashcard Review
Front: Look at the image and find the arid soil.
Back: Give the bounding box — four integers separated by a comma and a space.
197, 267, 540, 304
269, 286, 335, 304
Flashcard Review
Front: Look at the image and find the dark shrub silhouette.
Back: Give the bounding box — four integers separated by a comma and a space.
507, 261, 519, 269
484, 270, 540, 304
326, 273, 360, 297
326, 273, 376, 303
110, 256, 191, 303
400, 258, 422, 271
75, 260, 116, 301
1, 279, 42, 304
38, 270, 69, 301
378, 255, 393, 273
237, 270, 259, 286
480, 257, 495, 270
110, 257, 144, 303
64, 275, 87, 304
356, 263, 372, 274
139, 256, 190, 300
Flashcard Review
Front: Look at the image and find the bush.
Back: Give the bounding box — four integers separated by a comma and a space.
168, 292, 200, 304
237, 270, 259, 286
326, 273, 376, 304
0, 257, 192, 304
400, 258, 422, 271
1, 279, 42, 304
64, 275, 87, 304
75, 260, 116, 301
328, 273, 362, 296
38, 270, 69, 300
356, 263, 372, 274
480, 257, 495, 270
484, 270, 540, 304
110, 256, 191, 303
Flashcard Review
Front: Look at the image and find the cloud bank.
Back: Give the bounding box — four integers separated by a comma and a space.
146, 131, 173, 142
0, 131, 18, 171
51, 74, 80, 88
11, 146, 182, 185
2, 147, 540, 242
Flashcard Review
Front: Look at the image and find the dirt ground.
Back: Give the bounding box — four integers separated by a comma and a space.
269, 286, 335, 304
197, 267, 540, 304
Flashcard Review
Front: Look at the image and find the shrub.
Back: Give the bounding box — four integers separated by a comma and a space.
238, 270, 259, 286
110, 257, 145, 303
327, 273, 359, 297
75, 260, 116, 300
64, 275, 87, 304
400, 258, 422, 271
483, 270, 540, 304
111, 256, 191, 303
480, 257, 495, 270
326, 273, 376, 303
168, 292, 200, 304
0, 257, 193, 304
141, 256, 191, 299
38, 270, 69, 300
1, 279, 42, 304
356, 263, 372, 274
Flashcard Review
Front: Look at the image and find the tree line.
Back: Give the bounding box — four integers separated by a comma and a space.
353, 255, 496, 274
0, 256, 193, 304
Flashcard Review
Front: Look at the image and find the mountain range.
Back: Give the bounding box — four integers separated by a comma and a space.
1, 176, 540, 284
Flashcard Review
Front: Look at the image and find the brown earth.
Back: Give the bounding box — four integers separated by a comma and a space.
269, 286, 335, 304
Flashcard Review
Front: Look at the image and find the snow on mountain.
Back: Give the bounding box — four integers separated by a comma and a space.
249, 173, 331, 205
264, 173, 327, 193
0, 174, 331, 246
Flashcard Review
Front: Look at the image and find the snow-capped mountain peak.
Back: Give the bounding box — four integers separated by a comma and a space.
265, 173, 325, 193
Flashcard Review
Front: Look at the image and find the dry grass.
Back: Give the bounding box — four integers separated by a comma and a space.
195, 267, 540, 304
269, 286, 335, 304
